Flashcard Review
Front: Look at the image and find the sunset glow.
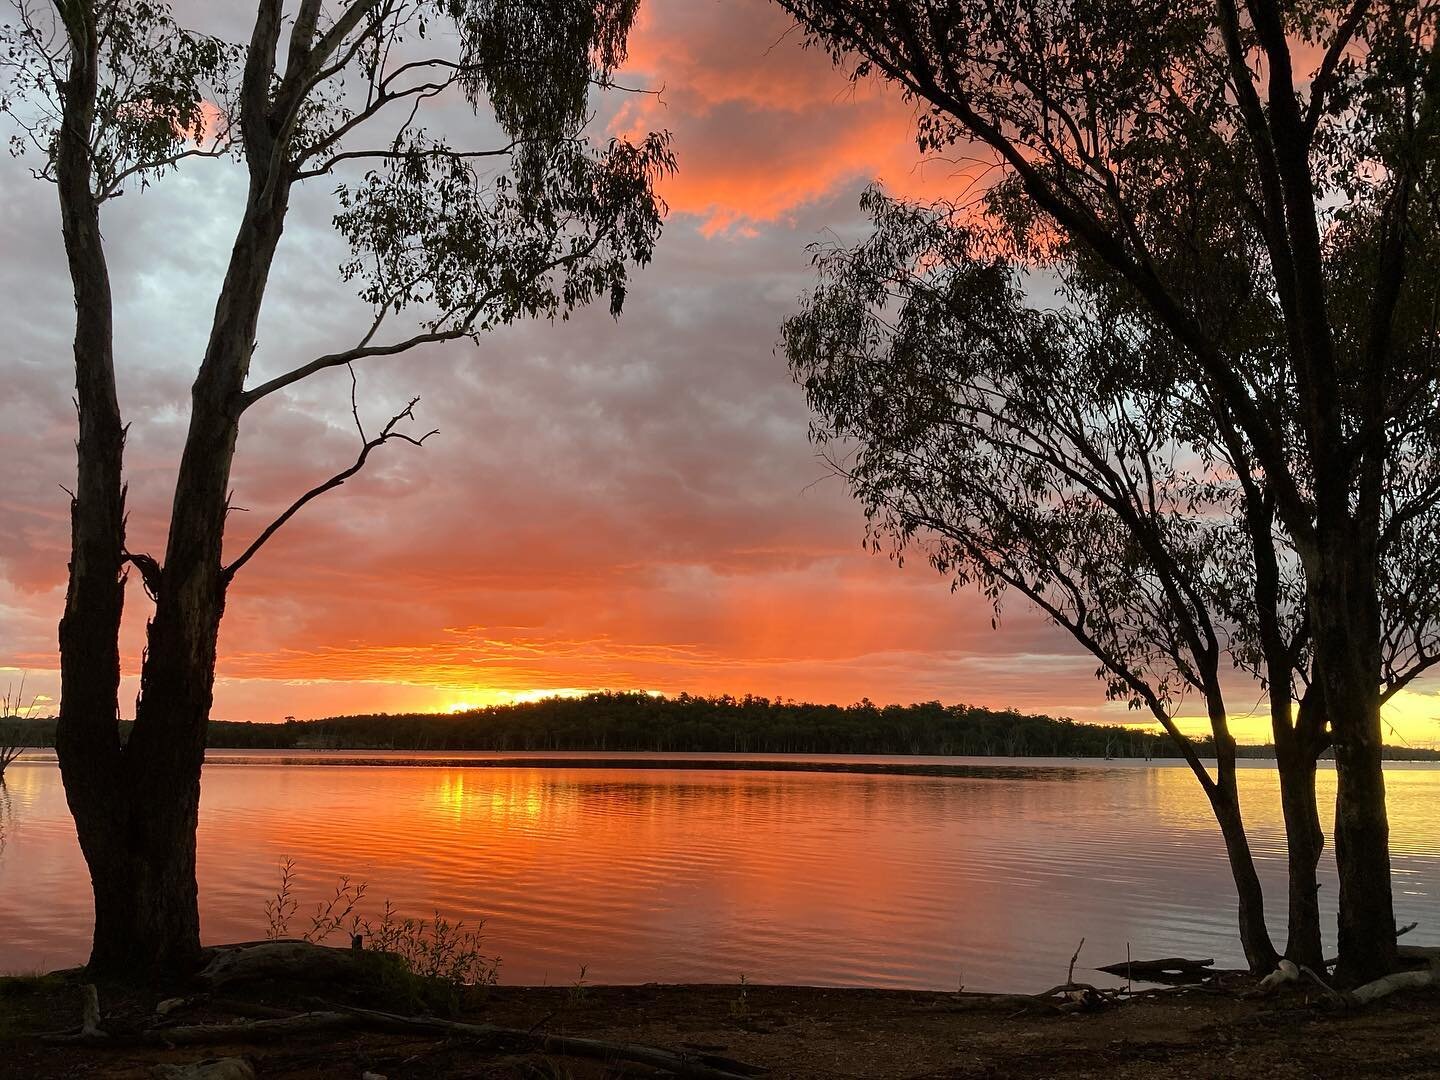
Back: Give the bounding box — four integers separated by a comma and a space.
1, 0, 1437, 750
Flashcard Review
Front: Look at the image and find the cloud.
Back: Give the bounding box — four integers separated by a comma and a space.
6, 0, 1411, 748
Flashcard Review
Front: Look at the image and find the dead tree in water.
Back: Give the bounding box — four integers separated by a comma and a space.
0, 680, 35, 779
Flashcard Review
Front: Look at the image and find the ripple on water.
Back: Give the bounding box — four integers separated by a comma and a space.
1, 756, 1439, 989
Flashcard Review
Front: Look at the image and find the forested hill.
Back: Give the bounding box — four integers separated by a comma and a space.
230, 694, 1143, 756
9, 692, 1438, 758
25, 692, 1436, 759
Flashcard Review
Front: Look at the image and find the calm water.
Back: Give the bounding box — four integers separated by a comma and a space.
1, 753, 1438, 990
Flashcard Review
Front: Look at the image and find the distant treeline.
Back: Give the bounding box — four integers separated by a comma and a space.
7, 692, 1437, 759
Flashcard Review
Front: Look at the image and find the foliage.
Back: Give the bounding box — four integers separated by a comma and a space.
772, 0, 1440, 707
774, 0, 1440, 973
12, 691, 1440, 757
0, 0, 673, 971
263, 860, 498, 1013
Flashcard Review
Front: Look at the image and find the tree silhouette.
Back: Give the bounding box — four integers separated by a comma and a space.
777, 0, 1440, 984
1, 0, 672, 974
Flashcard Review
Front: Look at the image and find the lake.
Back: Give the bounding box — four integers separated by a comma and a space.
2, 752, 1438, 990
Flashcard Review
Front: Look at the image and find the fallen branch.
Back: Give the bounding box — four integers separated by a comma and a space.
1346, 963, 1440, 1007
1094, 956, 1216, 983
943, 981, 1109, 1016
148, 1011, 358, 1045
1259, 953, 1440, 1008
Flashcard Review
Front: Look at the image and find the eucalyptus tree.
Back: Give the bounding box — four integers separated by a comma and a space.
776, 0, 1440, 983
1, 0, 672, 974
786, 191, 1297, 970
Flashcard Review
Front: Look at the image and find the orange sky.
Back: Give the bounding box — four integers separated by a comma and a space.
0, 0, 1437, 747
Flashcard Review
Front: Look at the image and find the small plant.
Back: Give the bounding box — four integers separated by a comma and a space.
308, 875, 368, 943
264, 858, 299, 939
354, 900, 499, 989
730, 973, 749, 1018
567, 964, 589, 1006
264, 857, 370, 944
261, 861, 499, 1013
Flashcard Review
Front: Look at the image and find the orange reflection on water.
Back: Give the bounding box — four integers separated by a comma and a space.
4, 757, 1440, 988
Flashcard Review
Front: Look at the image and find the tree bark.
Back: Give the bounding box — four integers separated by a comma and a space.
1312, 540, 1396, 984
49, 0, 136, 976
1207, 782, 1280, 973
1275, 737, 1325, 970
102, 190, 289, 972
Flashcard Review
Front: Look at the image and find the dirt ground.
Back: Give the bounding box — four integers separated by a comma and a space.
4, 971, 1440, 1079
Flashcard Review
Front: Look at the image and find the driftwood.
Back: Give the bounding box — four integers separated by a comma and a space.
148, 1011, 358, 1045
1257, 953, 1440, 1008
1094, 957, 1215, 984
943, 981, 1109, 1016
1348, 964, 1440, 1006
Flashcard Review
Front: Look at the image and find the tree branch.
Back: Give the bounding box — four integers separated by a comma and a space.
223, 381, 437, 580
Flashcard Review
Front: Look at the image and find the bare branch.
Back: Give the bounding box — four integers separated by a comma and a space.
223, 388, 438, 581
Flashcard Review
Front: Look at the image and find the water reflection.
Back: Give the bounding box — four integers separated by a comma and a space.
0, 780, 12, 861
1, 756, 1438, 989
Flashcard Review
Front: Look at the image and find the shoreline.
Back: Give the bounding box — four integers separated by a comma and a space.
5, 971, 1439, 1078
13, 748, 1440, 777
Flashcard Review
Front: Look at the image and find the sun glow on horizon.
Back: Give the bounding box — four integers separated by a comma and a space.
443, 686, 641, 713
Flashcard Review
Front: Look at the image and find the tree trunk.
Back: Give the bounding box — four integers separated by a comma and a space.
1208, 784, 1280, 973
95, 183, 290, 972
87, 795, 203, 972
51, 0, 296, 974
1331, 685, 1396, 983
48, 2, 135, 976
1312, 540, 1396, 984
1275, 739, 1324, 970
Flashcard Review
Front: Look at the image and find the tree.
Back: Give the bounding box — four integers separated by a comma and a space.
784, 192, 1293, 969
1, 0, 672, 974
0, 676, 36, 780
776, 0, 1440, 983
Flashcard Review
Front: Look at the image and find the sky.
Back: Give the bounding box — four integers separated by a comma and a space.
1, 0, 1437, 745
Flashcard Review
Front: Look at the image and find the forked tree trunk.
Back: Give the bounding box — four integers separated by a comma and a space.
85, 193, 289, 973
